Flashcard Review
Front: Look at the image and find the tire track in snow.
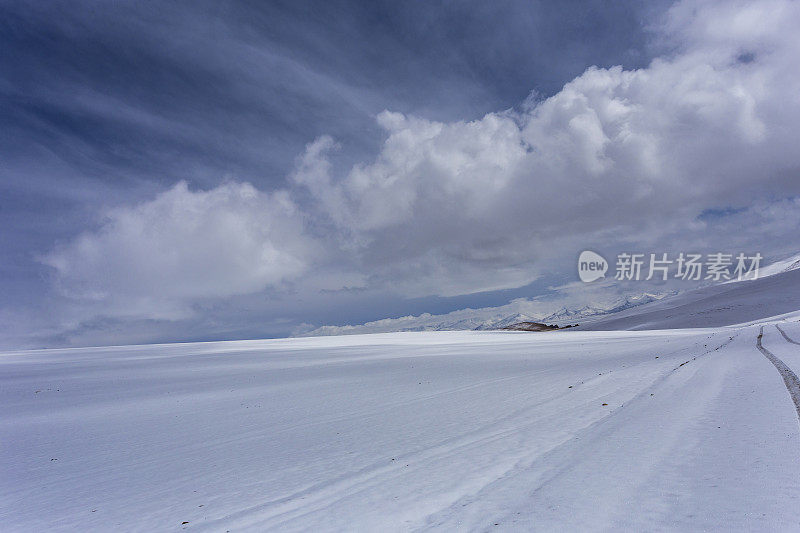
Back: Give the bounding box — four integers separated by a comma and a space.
199, 335, 721, 531
756, 326, 800, 424
776, 324, 800, 345
419, 333, 739, 531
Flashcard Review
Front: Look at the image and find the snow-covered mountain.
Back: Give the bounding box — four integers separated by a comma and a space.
752, 251, 800, 279
300, 292, 672, 337
301, 253, 800, 337
582, 262, 800, 331
540, 293, 668, 324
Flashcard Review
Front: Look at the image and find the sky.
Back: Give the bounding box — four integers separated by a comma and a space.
2, 0, 800, 348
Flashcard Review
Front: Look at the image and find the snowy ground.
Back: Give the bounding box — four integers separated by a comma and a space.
3, 320, 800, 531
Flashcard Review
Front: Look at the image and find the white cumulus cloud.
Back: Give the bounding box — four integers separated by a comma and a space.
291, 0, 800, 295
44, 181, 316, 319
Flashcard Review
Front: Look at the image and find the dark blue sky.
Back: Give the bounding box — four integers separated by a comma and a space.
1, 1, 666, 345
6, 0, 798, 348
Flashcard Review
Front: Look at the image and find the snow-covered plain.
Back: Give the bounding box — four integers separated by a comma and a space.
3, 319, 800, 531
4, 268, 800, 531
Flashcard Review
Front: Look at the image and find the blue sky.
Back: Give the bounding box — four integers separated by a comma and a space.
3, 0, 800, 347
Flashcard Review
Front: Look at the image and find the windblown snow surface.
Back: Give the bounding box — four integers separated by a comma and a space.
3, 271, 800, 531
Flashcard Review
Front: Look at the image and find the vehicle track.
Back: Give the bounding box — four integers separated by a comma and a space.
756, 326, 800, 424
776, 324, 800, 345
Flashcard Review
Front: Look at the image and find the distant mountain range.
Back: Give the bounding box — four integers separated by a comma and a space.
299, 291, 673, 337
299, 252, 800, 337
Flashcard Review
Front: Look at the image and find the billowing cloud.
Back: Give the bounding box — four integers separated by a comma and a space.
44, 181, 315, 319
291, 0, 800, 295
